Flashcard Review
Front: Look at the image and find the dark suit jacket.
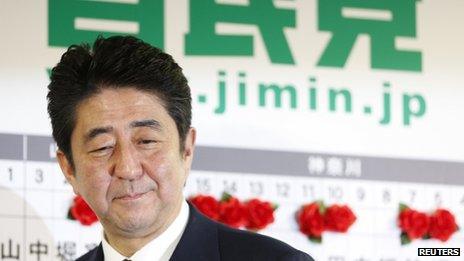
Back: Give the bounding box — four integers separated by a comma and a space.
77, 204, 314, 261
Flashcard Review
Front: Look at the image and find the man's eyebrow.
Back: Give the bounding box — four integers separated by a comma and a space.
83, 120, 161, 143
84, 126, 113, 143
129, 119, 162, 130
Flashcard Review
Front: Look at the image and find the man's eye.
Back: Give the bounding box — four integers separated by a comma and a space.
90, 146, 112, 153
139, 140, 157, 145
137, 139, 159, 149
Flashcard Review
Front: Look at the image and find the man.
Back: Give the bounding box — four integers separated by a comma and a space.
48, 36, 314, 261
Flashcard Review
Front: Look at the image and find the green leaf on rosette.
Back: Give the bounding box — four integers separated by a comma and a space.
67, 208, 74, 220
317, 200, 326, 214
399, 203, 409, 213
272, 203, 279, 211
308, 236, 322, 244
221, 192, 232, 202
422, 234, 431, 240
400, 232, 411, 245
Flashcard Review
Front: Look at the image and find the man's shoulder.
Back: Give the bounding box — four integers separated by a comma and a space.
214, 221, 314, 261
183, 203, 314, 261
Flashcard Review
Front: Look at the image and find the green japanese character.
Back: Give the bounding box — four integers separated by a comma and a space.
49, 0, 163, 49
318, 0, 422, 72
185, 0, 296, 64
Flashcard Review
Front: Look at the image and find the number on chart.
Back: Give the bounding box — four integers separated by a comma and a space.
196, 178, 211, 193
35, 169, 44, 184
434, 192, 442, 206
7, 167, 13, 182
276, 182, 289, 198
249, 181, 263, 196
302, 184, 314, 199
382, 189, 391, 204
356, 187, 365, 201
328, 186, 343, 201
408, 190, 416, 204
222, 180, 237, 194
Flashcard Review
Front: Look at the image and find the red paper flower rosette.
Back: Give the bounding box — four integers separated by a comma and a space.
189, 194, 220, 220
429, 209, 459, 242
324, 204, 357, 233
397, 203, 459, 245
297, 201, 325, 243
218, 193, 248, 228
297, 201, 356, 243
244, 198, 277, 231
189, 193, 277, 231
68, 195, 98, 226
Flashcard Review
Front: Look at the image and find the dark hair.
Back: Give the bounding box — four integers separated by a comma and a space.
47, 36, 191, 166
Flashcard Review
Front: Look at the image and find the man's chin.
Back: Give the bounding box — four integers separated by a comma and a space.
102, 213, 160, 238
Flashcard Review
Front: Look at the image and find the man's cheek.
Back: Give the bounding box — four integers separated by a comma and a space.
78, 169, 111, 192
145, 157, 170, 179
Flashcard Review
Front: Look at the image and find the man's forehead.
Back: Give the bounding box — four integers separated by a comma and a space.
72, 88, 171, 137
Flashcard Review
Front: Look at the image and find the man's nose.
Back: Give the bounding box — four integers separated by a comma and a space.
112, 143, 143, 181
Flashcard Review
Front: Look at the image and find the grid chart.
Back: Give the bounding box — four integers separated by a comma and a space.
1, 133, 463, 261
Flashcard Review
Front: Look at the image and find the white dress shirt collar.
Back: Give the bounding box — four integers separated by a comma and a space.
102, 200, 189, 261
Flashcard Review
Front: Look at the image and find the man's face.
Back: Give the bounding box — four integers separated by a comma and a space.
57, 88, 195, 238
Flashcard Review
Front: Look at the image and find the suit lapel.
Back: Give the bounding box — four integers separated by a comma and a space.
77, 243, 104, 261
170, 203, 221, 261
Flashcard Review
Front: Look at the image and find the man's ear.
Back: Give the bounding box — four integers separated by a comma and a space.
56, 150, 80, 195
182, 127, 196, 170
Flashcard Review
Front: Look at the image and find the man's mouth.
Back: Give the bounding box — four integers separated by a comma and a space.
115, 190, 153, 201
